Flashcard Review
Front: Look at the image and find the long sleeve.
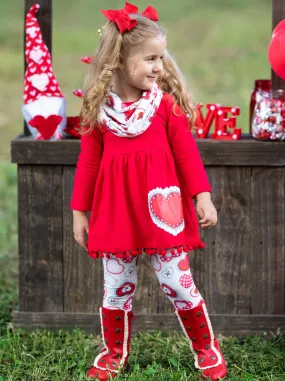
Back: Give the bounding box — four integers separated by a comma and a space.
166, 97, 211, 198
70, 128, 103, 211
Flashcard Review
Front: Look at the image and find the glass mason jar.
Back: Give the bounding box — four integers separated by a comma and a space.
251, 89, 285, 141
249, 79, 271, 129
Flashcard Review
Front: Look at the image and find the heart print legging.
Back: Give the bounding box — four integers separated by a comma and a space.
102, 248, 203, 311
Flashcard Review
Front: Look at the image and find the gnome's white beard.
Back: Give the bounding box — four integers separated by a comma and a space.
22, 96, 67, 140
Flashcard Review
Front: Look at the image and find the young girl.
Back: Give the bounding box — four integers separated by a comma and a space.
71, 3, 227, 380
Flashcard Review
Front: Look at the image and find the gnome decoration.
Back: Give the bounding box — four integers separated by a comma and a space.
22, 4, 66, 140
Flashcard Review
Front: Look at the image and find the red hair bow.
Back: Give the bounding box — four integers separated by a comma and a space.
142, 6, 159, 22
101, 2, 159, 34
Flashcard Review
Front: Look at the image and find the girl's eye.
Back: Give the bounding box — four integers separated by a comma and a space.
147, 57, 164, 62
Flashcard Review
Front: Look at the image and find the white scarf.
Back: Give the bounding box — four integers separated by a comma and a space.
100, 83, 163, 138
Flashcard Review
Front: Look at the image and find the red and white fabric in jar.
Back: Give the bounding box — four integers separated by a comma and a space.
251, 89, 285, 141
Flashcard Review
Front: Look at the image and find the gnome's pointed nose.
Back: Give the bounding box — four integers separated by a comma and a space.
29, 115, 63, 139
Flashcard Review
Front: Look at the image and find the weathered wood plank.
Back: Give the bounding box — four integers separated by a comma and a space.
12, 311, 285, 336
189, 198, 206, 303
11, 135, 285, 166
62, 166, 103, 312
189, 249, 206, 306
272, 0, 285, 91
251, 167, 285, 314
18, 165, 63, 311
134, 256, 171, 314
24, 0, 52, 136
195, 167, 251, 314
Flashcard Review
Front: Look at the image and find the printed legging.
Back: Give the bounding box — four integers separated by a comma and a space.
102, 249, 203, 311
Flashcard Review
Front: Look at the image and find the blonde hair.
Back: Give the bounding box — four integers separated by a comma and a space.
80, 14, 195, 134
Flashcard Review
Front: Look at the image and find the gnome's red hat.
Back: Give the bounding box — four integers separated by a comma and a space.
22, 4, 66, 140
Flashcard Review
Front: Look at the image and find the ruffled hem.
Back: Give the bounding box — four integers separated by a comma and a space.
87, 241, 206, 259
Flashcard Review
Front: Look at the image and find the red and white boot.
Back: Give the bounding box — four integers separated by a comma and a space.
175, 301, 227, 380
87, 307, 133, 380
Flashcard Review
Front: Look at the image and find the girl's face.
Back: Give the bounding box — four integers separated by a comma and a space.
122, 36, 167, 91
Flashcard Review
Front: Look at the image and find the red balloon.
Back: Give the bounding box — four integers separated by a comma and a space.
268, 28, 285, 80
272, 19, 285, 38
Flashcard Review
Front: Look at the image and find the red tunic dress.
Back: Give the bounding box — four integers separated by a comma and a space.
71, 94, 211, 259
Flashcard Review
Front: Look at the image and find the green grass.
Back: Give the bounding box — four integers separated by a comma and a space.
0, 162, 18, 337
1, 328, 285, 380
1, 1, 285, 380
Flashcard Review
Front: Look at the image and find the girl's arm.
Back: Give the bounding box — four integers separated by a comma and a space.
70, 128, 103, 212
166, 99, 211, 199
166, 101, 217, 228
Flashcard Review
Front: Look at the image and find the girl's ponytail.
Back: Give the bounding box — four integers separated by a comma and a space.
80, 24, 123, 133
158, 51, 196, 127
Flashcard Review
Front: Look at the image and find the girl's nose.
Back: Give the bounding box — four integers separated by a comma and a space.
154, 61, 163, 73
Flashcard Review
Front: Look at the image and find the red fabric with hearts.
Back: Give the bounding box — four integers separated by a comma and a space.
71, 93, 211, 258
116, 282, 136, 297
23, 4, 64, 105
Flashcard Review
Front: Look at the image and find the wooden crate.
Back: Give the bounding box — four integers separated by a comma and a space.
11, 0, 285, 334
10, 136, 285, 335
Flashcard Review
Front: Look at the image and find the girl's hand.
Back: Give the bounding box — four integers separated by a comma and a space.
196, 192, 217, 228
73, 210, 89, 251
